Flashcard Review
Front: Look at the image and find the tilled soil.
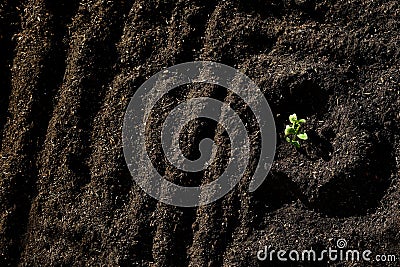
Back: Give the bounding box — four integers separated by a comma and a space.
0, 0, 399, 266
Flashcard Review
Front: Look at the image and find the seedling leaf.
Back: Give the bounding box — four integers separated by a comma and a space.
297, 133, 308, 140
289, 113, 297, 123
285, 125, 296, 136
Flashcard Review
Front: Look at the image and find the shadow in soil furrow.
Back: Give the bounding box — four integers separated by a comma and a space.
152, 206, 197, 266
0, 0, 19, 149
176, 207, 197, 265
189, 205, 220, 266
188, 91, 255, 266
2, 1, 80, 266
237, 0, 327, 22
68, 0, 133, 189
189, 192, 242, 267
144, 81, 230, 265
178, 87, 230, 264
236, 0, 284, 17
173, 0, 219, 62
251, 171, 300, 229
309, 143, 395, 217
273, 75, 329, 131
213, 195, 241, 267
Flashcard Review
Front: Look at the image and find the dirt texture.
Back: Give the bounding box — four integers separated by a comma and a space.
0, 0, 399, 266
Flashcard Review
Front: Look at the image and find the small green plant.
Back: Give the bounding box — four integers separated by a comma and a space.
285, 113, 308, 148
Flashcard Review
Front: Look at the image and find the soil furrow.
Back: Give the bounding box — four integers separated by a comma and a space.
19, 0, 133, 264
0, 0, 77, 264
0, 0, 20, 149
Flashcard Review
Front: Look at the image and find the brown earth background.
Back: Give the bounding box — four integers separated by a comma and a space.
0, 0, 399, 266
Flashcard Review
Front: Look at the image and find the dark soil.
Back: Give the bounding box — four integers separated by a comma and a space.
0, 0, 399, 266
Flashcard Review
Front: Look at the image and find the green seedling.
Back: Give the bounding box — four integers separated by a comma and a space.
285, 113, 308, 148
